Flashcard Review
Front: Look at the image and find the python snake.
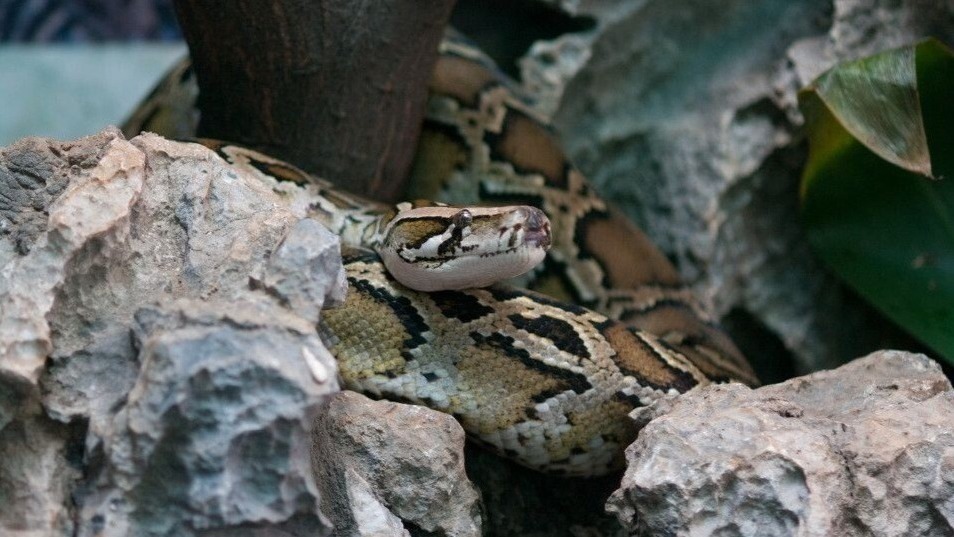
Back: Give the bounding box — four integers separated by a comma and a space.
123, 33, 758, 477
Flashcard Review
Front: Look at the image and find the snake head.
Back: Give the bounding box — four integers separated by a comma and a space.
378, 203, 551, 291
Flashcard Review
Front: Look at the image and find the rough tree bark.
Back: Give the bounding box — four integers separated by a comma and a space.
172, 0, 456, 201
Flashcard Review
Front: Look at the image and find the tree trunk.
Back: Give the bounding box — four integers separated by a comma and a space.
172, 0, 456, 201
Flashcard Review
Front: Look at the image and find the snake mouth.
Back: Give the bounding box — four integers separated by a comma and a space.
524, 225, 551, 250
473, 244, 537, 260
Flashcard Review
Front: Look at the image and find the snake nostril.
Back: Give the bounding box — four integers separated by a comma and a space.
525, 207, 548, 231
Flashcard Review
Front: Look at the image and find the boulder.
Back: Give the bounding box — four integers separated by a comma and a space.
311, 391, 483, 537
0, 131, 341, 536
607, 351, 954, 536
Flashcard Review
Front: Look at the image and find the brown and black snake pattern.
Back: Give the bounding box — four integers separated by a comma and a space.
122, 31, 757, 476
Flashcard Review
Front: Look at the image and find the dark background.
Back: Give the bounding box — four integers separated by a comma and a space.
0, 0, 180, 41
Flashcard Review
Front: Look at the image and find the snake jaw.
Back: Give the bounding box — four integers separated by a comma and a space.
379, 205, 551, 291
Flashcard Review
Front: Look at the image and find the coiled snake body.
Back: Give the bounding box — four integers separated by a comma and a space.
124, 34, 757, 476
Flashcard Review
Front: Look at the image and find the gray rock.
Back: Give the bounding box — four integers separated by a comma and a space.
0, 129, 142, 409
0, 374, 24, 432
256, 218, 348, 323
340, 468, 412, 537
606, 350, 954, 537
0, 131, 341, 536
0, 412, 77, 537
79, 298, 335, 537
311, 391, 483, 537
0, 130, 146, 536
828, 0, 954, 61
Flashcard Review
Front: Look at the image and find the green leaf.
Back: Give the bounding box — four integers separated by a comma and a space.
800, 39, 954, 364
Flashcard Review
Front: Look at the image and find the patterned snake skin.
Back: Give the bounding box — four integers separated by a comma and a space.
123, 32, 758, 476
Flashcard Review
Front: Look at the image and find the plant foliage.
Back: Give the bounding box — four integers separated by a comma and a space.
800, 39, 954, 363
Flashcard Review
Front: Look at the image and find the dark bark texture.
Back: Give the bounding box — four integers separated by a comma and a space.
173, 0, 456, 201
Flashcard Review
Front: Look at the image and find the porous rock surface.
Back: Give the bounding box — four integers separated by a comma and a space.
312, 391, 483, 537
0, 130, 342, 536
606, 350, 954, 536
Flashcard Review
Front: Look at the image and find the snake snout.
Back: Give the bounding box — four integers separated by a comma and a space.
521, 207, 551, 249
525, 207, 547, 231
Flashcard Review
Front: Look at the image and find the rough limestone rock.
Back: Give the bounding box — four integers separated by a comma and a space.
606, 350, 954, 536
1, 131, 144, 424
518, 0, 954, 376
0, 130, 341, 536
78, 298, 335, 537
0, 131, 146, 537
255, 218, 348, 323
311, 391, 483, 537
0, 412, 78, 537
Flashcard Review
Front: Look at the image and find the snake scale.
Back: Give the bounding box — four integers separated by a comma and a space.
123, 33, 758, 476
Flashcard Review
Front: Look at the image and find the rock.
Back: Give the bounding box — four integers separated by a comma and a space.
0, 131, 341, 536
311, 391, 483, 537
255, 218, 348, 323
80, 298, 334, 537
0, 412, 78, 537
0, 130, 144, 536
827, 0, 954, 61
0, 130, 143, 416
606, 350, 954, 537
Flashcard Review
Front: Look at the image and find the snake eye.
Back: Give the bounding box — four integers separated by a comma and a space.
452, 209, 472, 229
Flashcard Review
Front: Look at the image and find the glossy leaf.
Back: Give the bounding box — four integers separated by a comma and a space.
800, 39, 954, 363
